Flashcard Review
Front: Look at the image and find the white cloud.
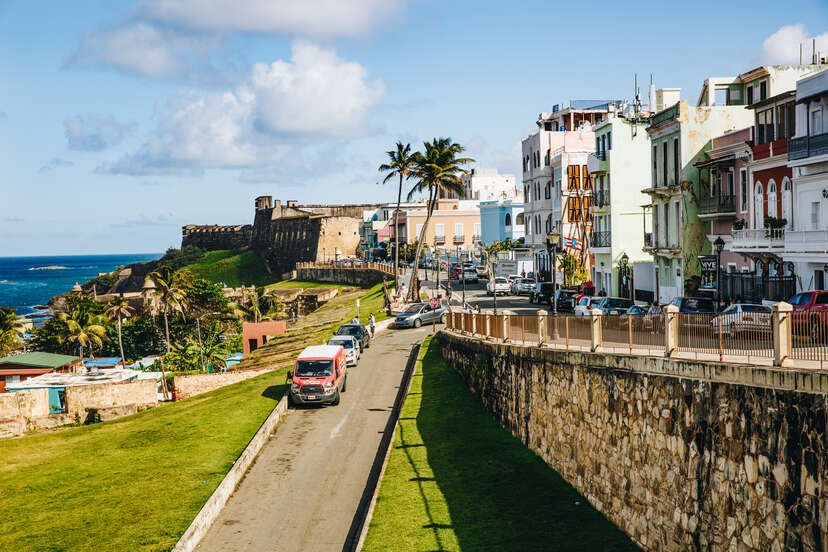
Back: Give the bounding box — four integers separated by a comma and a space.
759, 24, 828, 65
39, 158, 74, 173
64, 115, 135, 151
139, 0, 405, 38
70, 22, 218, 78
100, 42, 385, 176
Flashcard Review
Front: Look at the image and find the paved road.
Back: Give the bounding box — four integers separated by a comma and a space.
196, 325, 429, 552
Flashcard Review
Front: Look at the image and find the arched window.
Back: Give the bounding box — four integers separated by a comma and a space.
545, 214, 553, 233
754, 182, 764, 229
515, 212, 525, 225
782, 178, 792, 228
505, 213, 512, 227
767, 180, 777, 220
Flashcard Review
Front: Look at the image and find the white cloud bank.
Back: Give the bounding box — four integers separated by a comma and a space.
759, 24, 828, 65
138, 0, 405, 37
65, 115, 135, 151
100, 42, 385, 176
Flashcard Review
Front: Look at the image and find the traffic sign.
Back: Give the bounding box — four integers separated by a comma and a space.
430, 297, 439, 308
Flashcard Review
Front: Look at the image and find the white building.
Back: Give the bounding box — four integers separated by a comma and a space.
787, 68, 828, 291
457, 168, 518, 201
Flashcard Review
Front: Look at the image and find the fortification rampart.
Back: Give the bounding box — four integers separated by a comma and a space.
181, 224, 253, 251
438, 331, 827, 552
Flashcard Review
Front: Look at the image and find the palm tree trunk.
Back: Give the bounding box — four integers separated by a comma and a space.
163, 312, 171, 353
159, 356, 170, 401
394, 173, 403, 291
117, 319, 126, 368
406, 186, 436, 302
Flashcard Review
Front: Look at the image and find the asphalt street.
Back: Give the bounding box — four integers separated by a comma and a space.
195, 324, 429, 552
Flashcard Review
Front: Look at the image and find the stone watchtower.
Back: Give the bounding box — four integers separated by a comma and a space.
255, 196, 273, 211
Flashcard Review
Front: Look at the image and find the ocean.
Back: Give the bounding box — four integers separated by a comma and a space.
0, 254, 160, 316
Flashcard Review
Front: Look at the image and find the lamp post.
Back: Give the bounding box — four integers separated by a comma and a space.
620, 252, 629, 300
714, 236, 725, 311
546, 227, 561, 315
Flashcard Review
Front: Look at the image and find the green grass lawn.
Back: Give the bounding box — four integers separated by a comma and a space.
184, 249, 274, 287
362, 337, 638, 552
0, 370, 287, 552
264, 279, 346, 291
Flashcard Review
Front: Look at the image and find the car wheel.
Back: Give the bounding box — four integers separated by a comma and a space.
440, 313, 447, 324
331, 389, 341, 406
287, 393, 295, 407
342, 375, 347, 392
414, 318, 422, 328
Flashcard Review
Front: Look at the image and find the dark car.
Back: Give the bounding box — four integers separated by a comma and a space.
336, 324, 371, 350
670, 296, 715, 313
618, 304, 648, 329
530, 282, 555, 304
597, 297, 635, 315
555, 290, 578, 312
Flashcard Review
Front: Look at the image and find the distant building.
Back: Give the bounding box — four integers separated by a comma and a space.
444, 168, 518, 201
404, 199, 481, 255
479, 200, 524, 245
0, 352, 81, 393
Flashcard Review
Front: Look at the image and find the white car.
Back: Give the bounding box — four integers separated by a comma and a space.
711, 303, 772, 336
574, 296, 603, 317
486, 277, 511, 296
462, 269, 479, 283
327, 335, 360, 366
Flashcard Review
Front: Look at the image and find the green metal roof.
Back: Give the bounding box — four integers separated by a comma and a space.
0, 352, 80, 369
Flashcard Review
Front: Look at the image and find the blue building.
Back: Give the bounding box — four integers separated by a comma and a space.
479, 200, 525, 245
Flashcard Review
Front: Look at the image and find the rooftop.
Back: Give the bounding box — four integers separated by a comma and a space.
0, 352, 80, 369
297, 345, 343, 359
5, 369, 145, 390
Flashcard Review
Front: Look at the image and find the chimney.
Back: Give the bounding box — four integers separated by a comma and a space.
649, 74, 656, 114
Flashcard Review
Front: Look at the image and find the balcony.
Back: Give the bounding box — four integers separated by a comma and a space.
698, 194, 736, 218
590, 231, 611, 249
434, 235, 445, 245
649, 104, 680, 128
593, 189, 610, 208
644, 232, 654, 250
472, 234, 482, 243
453, 234, 465, 244
730, 228, 785, 252
789, 132, 828, 161
785, 230, 828, 254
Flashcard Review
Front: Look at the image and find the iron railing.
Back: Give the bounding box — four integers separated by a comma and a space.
590, 231, 611, 248
719, 274, 796, 303
699, 194, 736, 216
594, 189, 611, 208
453, 234, 465, 244
789, 132, 828, 160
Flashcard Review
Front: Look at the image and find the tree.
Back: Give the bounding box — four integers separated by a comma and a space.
56, 306, 109, 358
379, 142, 418, 291
146, 265, 189, 400
104, 295, 134, 368
405, 138, 474, 302
186, 337, 230, 372
0, 306, 25, 356
235, 286, 283, 322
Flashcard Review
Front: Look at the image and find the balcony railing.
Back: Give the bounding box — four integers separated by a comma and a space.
731, 228, 785, 250
472, 234, 482, 243
453, 234, 465, 244
698, 194, 736, 216
594, 189, 610, 208
590, 231, 611, 248
785, 230, 828, 253
789, 132, 828, 160
434, 235, 445, 244
719, 273, 796, 303
650, 104, 680, 127
644, 232, 654, 249
595, 151, 607, 161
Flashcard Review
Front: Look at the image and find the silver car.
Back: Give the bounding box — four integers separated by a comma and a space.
393, 302, 448, 328
512, 278, 535, 296
327, 335, 360, 366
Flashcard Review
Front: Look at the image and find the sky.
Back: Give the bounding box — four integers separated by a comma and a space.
1, 0, 827, 256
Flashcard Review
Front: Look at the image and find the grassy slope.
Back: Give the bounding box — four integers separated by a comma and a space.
0, 370, 287, 552
184, 250, 273, 287
362, 337, 638, 552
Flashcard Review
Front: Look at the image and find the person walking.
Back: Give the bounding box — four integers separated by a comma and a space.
369, 313, 376, 337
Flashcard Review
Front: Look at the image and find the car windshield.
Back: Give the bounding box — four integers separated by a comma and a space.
404, 304, 424, 313
495, 278, 507, 283
681, 298, 713, 312
578, 297, 590, 306
789, 293, 812, 306
743, 304, 771, 313
337, 326, 362, 336
295, 359, 333, 377
590, 298, 602, 307
329, 339, 353, 349
722, 305, 738, 314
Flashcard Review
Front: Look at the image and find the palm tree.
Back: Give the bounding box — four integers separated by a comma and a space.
57, 306, 109, 358
147, 266, 188, 400
104, 295, 134, 368
379, 142, 418, 291
405, 137, 474, 302
0, 306, 25, 356
235, 286, 284, 322
186, 337, 230, 372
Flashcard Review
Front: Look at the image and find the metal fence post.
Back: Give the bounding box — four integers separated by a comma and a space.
590, 308, 603, 352
665, 304, 679, 357
502, 314, 510, 343
471, 312, 477, 335
485, 314, 492, 338
772, 301, 793, 368
537, 310, 547, 345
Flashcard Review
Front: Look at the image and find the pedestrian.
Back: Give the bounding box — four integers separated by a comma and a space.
351, 316, 359, 324
475, 304, 481, 314
369, 312, 376, 337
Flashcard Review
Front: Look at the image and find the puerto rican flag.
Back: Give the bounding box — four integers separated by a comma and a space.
562, 237, 582, 250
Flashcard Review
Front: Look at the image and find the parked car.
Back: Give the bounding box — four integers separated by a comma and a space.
462, 269, 479, 283
789, 290, 828, 340
530, 282, 555, 304
506, 274, 521, 290
574, 297, 603, 317
486, 277, 511, 296
671, 296, 716, 331
335, 323, 371, 350
475, 265, 489, 279
711, 303, 772, 336
641, 305, 664, 331
512, 278, 535, 296
393, 302, 448, 328
618, 305, 648, 329
449, 264, 462, 279
327, 335, 360, 366
555, 290, 578, 313
597, 297, 635, 315
287, 345, 348, 406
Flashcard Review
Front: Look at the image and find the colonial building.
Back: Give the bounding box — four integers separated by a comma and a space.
404, 199, 481, 255
587, 110, 654, 301
451, 168, 518, 201
479, 199, 524, 245
787, 68, 828, 291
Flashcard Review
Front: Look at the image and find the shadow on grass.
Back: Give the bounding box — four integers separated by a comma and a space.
261, 383, 289, 401
415, 340, 639, 551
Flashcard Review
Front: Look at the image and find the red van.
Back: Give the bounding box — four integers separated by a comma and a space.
287, 345, 348, 406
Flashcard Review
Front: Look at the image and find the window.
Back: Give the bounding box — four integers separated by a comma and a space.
474, 222, 481, 236
714, 88, 727, 105
811, 108, 823, 136
652, 145, 658, 187
663, 203, 669, 246
756, 108, 774, 144
747, 85, 754, 105
5, 375, 20, 384
740, 169, 748, 211
767, 180, 777, 219
754, 183, 764, 229
515, 213, 524, 225
673, 138, 680, 186
545, 148, 550, 166
812, 202, 821, 230
568, 197, 582, 221
454, 223, 463, 237
653, 204, 659, 246
595, 136, 600, 154
416, 223, 424, 239
662, 142, 668, 186
504, 213, 511, 226
759, 80, 767, 101
816, 273, 826, 292
435, 224, 445, 238
777, 102, 795, 140
544, 182, 551, 199
607, 131, 612, 150
782, 178, 792, 227
545, 214, 553, 233
674, 202, 680, 246
727, 170, 734, 198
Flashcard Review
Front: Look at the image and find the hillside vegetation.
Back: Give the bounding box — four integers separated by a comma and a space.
183, 249, 273, 287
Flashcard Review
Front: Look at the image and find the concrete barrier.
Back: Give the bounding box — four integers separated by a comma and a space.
171, 394, 289, 552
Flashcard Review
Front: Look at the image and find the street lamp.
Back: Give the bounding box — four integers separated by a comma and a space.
714, 236, 725, 311
546, 227, 561, 315
620, 252, 629, 300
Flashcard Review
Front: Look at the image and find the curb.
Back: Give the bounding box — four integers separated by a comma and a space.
346, 341, 422, 551
172, 393, 290, 552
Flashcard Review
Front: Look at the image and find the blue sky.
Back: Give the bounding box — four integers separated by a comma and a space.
1, 0, 826, 256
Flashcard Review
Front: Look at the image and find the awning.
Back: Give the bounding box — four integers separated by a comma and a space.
693, 155, 735, 169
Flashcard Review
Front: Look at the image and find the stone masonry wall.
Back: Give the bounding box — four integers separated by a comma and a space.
295, 267, 391, 287
65, 380, 158, 419
438, 332, 827, 552
173, 368, 273, 400
181, 224, 253, 251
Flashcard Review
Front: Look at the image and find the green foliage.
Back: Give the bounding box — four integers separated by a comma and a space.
764, 216, 787, 230
559, 253, 589, 286
183, 277, 230, 315
184, 250, 273, 287
100, 317, 162, 362
732, 218, 746, 230
0, 306, 25, 356
159, 246, 207, 270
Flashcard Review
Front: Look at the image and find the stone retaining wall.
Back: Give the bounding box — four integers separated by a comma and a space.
438, 331, 828, 552
173, 369, 274, 400
295, 267, 391, 287
65, 380, 158, 419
